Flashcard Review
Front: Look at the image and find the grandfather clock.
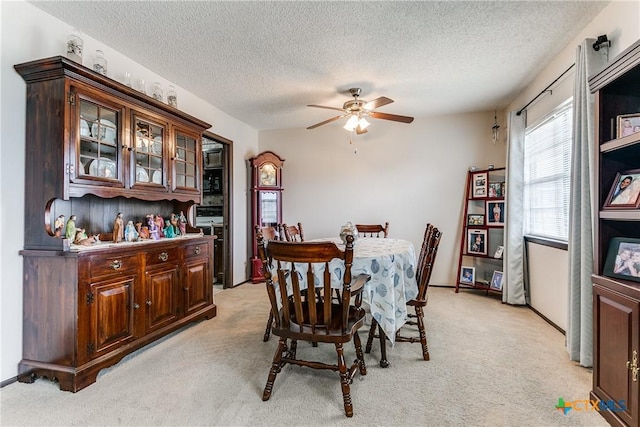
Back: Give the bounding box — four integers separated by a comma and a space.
249, 151, 285, 283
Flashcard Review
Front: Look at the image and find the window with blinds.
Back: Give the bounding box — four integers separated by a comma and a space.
523, 100, 573, 241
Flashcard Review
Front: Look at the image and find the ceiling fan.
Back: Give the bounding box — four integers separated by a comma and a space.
306, 88, 414, 134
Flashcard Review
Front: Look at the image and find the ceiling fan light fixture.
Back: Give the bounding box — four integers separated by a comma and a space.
308, 88, 414, 134
343, 114, 359, 131
358, 117, 370, 130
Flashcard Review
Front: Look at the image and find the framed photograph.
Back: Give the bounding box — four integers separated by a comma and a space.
467, 229, 488, 255
603, 169, 640, 209
494, 245, 504, 259
460, 266, 475, 284
467, 214, 485, 226
617, 113, 640, 139
603, 237, 640, 283
490, 271, 504, 291
472, 172, 488, 198
486, 201, 505, 226
488, 182, 502, 198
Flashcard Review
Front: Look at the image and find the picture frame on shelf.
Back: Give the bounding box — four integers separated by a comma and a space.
467, 228, 487, 255
494, 245, 504, 259
488, 182, 503, 198
617, 113, 640, 139
486, 201, 505, 225
467, 214, 485, 226
602, 237, 640, 283
460, 266, 475, 284
472, 172, 487, 198
490, 271, 504, 291
603, 169, 640, 209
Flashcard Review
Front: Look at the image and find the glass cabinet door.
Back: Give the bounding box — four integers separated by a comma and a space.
133, 116, 165, 187
174, 131, 198, 191
259, 191, 279, 226
76, 96, 122, 184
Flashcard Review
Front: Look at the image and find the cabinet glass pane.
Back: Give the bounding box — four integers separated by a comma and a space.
79, 99, 119, 178
260, 191, 278, 225
134, 117, 164, 184
174, 133, 197, 189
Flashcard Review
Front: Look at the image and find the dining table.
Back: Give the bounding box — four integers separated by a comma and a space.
294, 236, 420, 367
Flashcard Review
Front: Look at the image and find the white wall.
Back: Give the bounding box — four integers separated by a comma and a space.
0, 0, 259, 382
505, 1, 640, 325
259, 112, 506, 287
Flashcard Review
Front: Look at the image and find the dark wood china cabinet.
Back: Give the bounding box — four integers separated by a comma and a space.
15, 56, 216, 392
590, 40, 640, 427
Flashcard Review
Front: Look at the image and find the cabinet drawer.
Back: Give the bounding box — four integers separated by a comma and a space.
146, 247, 180, 265
184, 242, 209, 259
90, 253, 139, 277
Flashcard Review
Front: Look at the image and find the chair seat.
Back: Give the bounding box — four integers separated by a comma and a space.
272, 304, 366, 342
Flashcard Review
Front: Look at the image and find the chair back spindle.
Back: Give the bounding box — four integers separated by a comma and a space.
355, 222, 389, 238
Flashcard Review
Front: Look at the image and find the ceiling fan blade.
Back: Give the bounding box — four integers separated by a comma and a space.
307, 104, 346, 112
369, 111, 414, 123
356, 125, 368, 135
307, 115, 345, 129
364, 96, 394, 110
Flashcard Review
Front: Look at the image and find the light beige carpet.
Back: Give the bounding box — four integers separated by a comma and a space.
0, 284, 607, 426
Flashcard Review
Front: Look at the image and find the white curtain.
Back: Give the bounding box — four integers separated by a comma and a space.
503, 111, 527, 305
567, 39, 608, 367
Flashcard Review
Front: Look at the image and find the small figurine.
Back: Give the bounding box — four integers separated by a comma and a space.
136, 221, 149, 239
54, 215, 65, 237
74, 228, 99, 246
124, 220, 138, 242
113, 212, 124, 243
170, 213, 179, 235
178, 211, 187, 236
65, 215, 77, 240
154, 214, 165, 238
163, 219, 176, 238
147, 215, 160, 240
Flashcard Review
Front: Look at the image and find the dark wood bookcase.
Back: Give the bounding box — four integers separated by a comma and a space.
589, 39, 640, 427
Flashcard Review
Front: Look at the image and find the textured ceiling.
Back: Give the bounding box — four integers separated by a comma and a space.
29, 1, 608, 131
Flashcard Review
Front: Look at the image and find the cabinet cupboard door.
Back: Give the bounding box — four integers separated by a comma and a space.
70, 87, 126, 188
145, 265, 179, 332
593, 284, 639, 426
172, 128, 200, 194
184, 258, 211, 315
132, 113, 167, 190
84, 275, 136, 362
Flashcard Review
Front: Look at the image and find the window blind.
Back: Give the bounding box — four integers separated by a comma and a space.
523, 101, 573, 241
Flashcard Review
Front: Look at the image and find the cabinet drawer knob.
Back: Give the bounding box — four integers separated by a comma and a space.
194, 246, 201, 255
134, 303, 140, 309
158, 252, 169, 262
146, 300, 152, 306
110, 260, 122, 270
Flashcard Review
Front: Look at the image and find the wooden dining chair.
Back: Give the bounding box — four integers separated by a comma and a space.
282, 222, 304, 242
256, 232, 370, 417
355, 222, 389, 238
256, 224, 282, 342
366, 223, 442, 361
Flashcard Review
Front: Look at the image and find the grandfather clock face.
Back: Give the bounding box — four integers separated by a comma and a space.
259, 163, 277, 186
